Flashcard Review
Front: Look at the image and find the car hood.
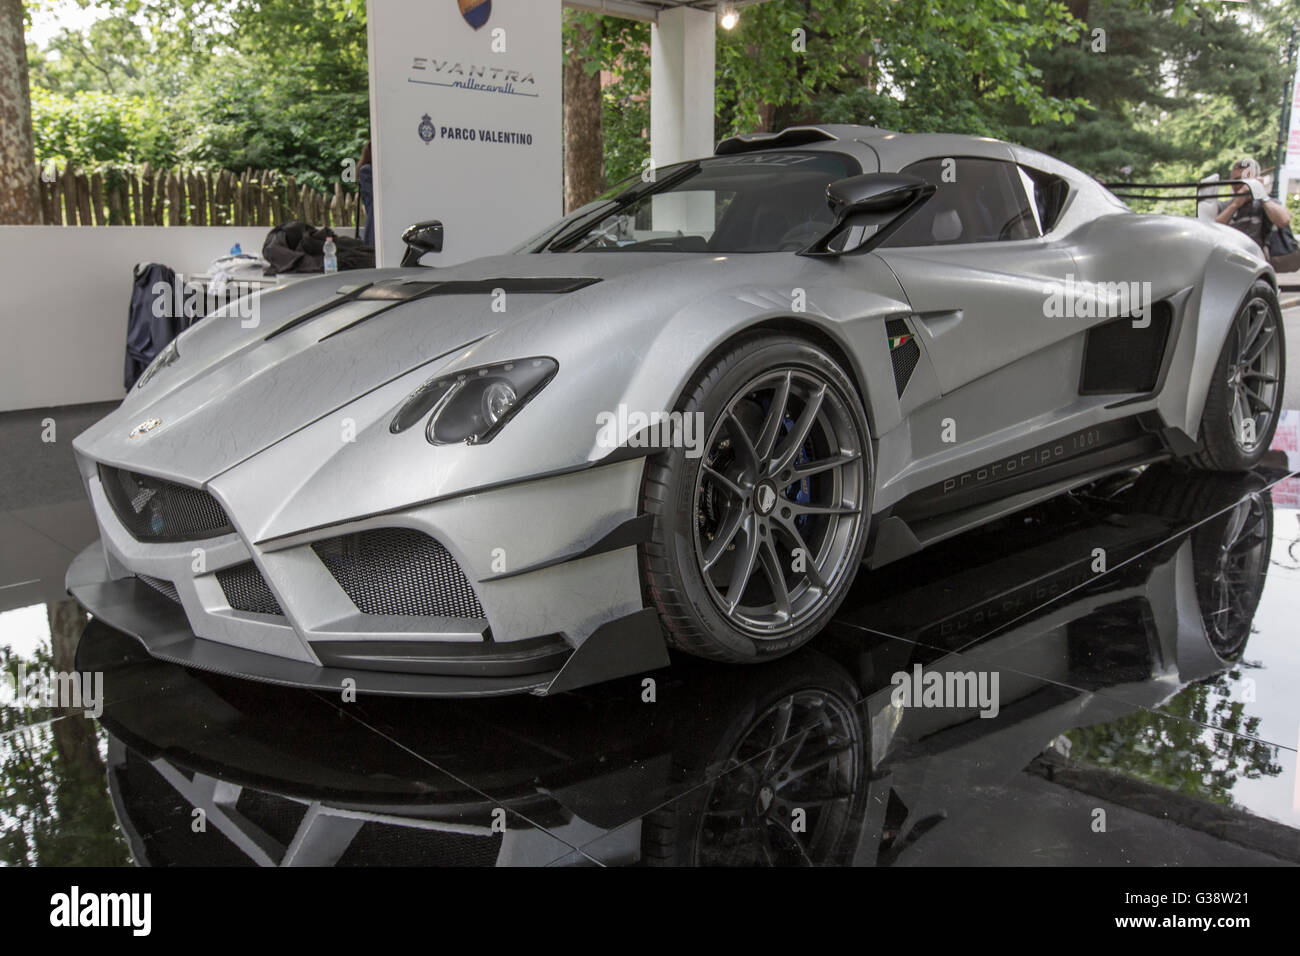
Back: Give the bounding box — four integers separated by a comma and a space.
72, 253, 765, 485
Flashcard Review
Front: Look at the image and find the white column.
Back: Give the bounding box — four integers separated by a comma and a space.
651, 6, 716, 167
650, 7, 716, 236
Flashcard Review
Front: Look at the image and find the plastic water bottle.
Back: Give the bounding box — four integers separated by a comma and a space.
323, 236, 338, 274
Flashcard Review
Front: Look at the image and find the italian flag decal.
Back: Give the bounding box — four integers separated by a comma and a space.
889, 334, 913, 351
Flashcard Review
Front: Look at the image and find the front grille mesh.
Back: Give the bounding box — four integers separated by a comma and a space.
313, 529, 485, 619
217, 562, 284, 616
336, 823, 503, 866
137, 574, 181, 605
99, 465, 233, 542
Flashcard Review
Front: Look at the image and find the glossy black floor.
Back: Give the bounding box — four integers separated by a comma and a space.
2, 403, 1300, 866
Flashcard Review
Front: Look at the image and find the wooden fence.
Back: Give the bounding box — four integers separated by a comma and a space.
35, 163, 365, 232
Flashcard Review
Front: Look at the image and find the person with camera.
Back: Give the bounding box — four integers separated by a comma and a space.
1215, 156, 1291, 253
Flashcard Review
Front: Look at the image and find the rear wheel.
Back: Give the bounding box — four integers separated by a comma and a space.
641, 335, 871, 663
1188, 281, 1285, 471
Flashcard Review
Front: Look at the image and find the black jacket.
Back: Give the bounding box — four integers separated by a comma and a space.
125, 263, 190, 390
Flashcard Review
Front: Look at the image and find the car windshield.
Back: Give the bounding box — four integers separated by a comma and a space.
528, 151, 861, 254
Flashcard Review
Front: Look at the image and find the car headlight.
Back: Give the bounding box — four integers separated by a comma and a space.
389, 357, 557, 445
136, 339, 180, 391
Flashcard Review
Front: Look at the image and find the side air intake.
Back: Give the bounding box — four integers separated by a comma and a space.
886, 318, 921, 397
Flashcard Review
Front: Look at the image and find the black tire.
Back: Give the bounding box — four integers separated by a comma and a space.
641, 334, 872, 663
1188, 280, 1285, 472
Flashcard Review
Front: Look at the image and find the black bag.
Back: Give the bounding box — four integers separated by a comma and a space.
1267, 219, 1300, 272
262, 220, 376, 275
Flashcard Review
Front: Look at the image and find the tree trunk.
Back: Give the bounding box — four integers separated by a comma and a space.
0, 0, 41, 224
564, 15, 604, 213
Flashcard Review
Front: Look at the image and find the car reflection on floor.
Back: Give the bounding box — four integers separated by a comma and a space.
63, 462, 1298, 866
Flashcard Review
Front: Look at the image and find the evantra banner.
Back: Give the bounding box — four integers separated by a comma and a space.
367, 0, 562, 266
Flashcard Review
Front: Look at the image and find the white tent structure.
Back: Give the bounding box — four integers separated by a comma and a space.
568, 1, 777, 165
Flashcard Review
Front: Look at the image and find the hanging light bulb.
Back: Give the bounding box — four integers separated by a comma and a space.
719, 7, 740, 30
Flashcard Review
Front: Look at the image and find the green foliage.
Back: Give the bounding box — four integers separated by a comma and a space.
1066, 670, 1283, 804
716, 0, 1084, 141
31, 88, 179, 166
593, 18, 651, 185
24, 0, 1294, 197
28, 0, 370, 187
1002, 0, 1290, 181
26, 12, 151, 95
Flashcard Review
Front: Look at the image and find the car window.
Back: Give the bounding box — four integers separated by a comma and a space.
1021, 164, 1071, 232
883, 157, 1041, 247
538, 152, 861, 253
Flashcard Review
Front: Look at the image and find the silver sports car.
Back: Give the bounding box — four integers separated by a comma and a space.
67, 124, 1287, 696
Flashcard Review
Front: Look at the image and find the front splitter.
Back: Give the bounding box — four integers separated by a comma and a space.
66, 542, 671, 697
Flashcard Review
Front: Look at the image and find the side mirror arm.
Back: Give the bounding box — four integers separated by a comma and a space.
800, 181, 935, 259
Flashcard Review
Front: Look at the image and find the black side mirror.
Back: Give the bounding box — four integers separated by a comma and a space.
401, 220, 445, 266
801, 173, 935, 258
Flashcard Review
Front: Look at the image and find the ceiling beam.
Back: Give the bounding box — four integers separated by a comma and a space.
562, 0, 775, 25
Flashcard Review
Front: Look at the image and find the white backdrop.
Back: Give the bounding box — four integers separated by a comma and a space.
366, 0, 563, 266
0, 226, 272, 412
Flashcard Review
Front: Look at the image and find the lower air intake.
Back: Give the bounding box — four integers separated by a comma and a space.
313, 529, 485, 619
217, 562, 284, 616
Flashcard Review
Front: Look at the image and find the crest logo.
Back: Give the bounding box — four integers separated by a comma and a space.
129, 418, 162, 439
418, 114, 437, 144
458, 0, 491, 30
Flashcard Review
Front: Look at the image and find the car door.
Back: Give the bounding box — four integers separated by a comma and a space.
875, 157, 1079, 406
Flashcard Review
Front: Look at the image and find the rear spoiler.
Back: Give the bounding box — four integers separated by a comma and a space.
1102, 179, 1252, 202
716, 127, 840, 156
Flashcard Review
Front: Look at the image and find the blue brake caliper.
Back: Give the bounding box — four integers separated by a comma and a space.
757, 397, 813, 530
782, 414, 812, 530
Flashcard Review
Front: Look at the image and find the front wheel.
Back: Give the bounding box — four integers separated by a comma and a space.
1188, 281, 1286, 472
641, 335, 871, 663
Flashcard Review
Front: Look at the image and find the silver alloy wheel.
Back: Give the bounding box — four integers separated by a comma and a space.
1228, 296, 1282, 453
692, 368, 866, 637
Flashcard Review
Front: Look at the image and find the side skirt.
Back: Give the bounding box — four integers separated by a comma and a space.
866, 417, 1176, 569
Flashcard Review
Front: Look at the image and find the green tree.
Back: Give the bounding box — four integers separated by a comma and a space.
1001, 0, 1290, 181
28, 0, 370, 186
716, 0, 1084, 141
1, 0, 41, 223
26, 11, 152, 95
565, 12, 651, 195
1067, 670, 1284, 804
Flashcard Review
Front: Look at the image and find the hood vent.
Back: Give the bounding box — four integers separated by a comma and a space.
267, 277, 600, 343
357, 277, 601, 300
317, 276, 600, 342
